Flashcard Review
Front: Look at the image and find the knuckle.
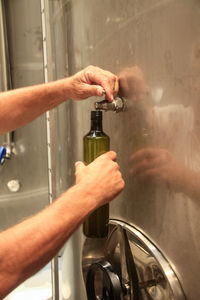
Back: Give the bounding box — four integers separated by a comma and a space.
121, 179, 125, 189
86, 65, 94, 70
85, 70, 92, 76
110, 150, 117, 158
114, 162, 119, 170
99, 153, 106, 161
118, 177, 125, 190
110, 150, 116, 155
102, 77, 110, 83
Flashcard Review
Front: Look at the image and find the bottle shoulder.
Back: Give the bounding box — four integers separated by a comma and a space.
84, 130, 110, 139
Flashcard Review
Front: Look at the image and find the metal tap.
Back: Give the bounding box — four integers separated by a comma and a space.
95, 96, 127, 113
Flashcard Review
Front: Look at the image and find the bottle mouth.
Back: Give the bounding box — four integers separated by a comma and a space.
91, 110, 102, 120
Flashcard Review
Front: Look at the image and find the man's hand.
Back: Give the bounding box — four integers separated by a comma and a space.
0, 65, 118, 134
68, 65, 119, 101
75, 151, 124, 206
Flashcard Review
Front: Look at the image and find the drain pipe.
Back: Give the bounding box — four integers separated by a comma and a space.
40, 1, 59, 299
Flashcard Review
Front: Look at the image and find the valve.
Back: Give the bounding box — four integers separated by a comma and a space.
95, 96, 127, 113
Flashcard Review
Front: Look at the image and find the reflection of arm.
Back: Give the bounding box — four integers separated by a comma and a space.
121, 66, 200, 199
178, 167, 200, 201
130, 148, 200, 201
118, 66, 195, 136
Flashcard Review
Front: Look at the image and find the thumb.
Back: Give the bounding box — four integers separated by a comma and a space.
75, 161, 85, 173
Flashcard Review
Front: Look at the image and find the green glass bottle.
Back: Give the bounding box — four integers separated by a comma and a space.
83, 110, 110, 238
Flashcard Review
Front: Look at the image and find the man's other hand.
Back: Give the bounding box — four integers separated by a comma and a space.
75, 151, 124, 206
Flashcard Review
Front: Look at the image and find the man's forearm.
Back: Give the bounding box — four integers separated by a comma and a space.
0, 184, 95, 298
0, 65, 119, 134
0, 150, 124, 298
0, 78, 71, 134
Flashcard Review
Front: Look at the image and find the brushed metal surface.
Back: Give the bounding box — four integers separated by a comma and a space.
2, 0, 199, 299
63, 0, 200, 299
0, 0, 48, 229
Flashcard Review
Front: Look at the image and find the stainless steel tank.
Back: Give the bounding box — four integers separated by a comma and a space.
0, 0, 49, 230
0, 1, 71, 298
1, 0, 200, 299
60, 0, 200, 299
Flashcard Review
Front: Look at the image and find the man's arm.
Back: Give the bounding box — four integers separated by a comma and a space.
0, 65, 118, 134
0, 151, 124, 298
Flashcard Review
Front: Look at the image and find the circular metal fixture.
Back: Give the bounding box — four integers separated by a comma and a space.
82, 220, 186, 300
86, 260, 123, 300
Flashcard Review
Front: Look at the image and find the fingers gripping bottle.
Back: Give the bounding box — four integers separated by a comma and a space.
83, 110, 110, 238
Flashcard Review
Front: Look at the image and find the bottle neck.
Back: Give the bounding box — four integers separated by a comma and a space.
91, 119, 103, 131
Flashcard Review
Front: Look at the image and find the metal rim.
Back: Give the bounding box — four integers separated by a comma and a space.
110, 219, 186, 300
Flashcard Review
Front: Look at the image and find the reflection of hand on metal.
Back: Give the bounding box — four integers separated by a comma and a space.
130, 148, 192, 193
118, 66, 150, 101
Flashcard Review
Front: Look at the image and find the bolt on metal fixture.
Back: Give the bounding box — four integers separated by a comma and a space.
94, 96, 127, 113
7, 179, 21, 192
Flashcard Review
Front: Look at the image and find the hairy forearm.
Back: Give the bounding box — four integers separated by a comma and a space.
0, 184, 95, 298
0, 65, 118, 134
0, 78, 72, 134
